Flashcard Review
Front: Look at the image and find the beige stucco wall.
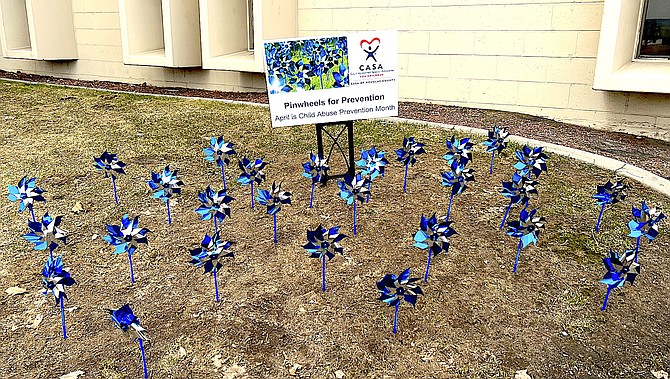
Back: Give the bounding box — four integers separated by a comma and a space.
1, 0, 670, 140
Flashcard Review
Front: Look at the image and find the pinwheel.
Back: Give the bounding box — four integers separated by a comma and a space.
600, 249, 639, 311
337, 173, 370, 235
513, 145, 549, 179
204, 137, 236, 189
440, 161, 475, 221
237, 157, 267, 209
443, 136, 473, 167
257, 181, 292, 243
302, 152, 329, 208
303, 225, 346, 292
195, 186, 234, 234
628, 201, 665, 258
23, 212, 67, 258
413, 214, 457, 282
8, 176, 46, 222
42, 255, 75, 339
395, 137, 425, 193
499, 172, 538, 229
356, 146, 389, 203
593, 180, 626, 232
505, 208, 545, 273
376, 268, 423, 334
146, 165, 183, 225
482, 126, 509, 174
108, 304, 149, 379
94, 151, 126, 204
102, 214, 150, 283
189, 232, 233, 302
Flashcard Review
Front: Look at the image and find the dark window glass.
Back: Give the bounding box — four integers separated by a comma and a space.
639, 0, 670, 58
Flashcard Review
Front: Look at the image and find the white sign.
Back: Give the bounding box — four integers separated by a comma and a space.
264, 30, 398, 127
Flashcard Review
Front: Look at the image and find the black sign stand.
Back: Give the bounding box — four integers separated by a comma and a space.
315, 121, 355, 182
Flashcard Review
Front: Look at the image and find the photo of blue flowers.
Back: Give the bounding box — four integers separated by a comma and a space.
265, 36, 349, 94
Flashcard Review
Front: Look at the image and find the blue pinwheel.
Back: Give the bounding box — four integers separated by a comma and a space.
482, 126, 509, 174
204, 137, 236, 189
413, 214, 457, 282
600, 249, 639, 311
102, 214, 150, 283
443, 136, 474, 167
506, 208, 545, 273
593, 180, 626, 232
395, 137, 426, 193
8, 176, 46, 222
23, 212, 67, 258
146, 165, 183, 225
338, 173, 371, 235
303, 225, 346, 292
440, 161, 475, 221
94, 151, 126, 204
356, 146, 389, 203
257, 181, 292, 243
628, 201, 664, 257
42, 255, 75, 339
513, 145, 549, 179
499, 172, 538, 229
195, 186, 234, 234
189, 232, 234, 302
302, 152, 329, 208
108, 304, 149, 379
238, 157, 267, 209
376, 268, 423, 334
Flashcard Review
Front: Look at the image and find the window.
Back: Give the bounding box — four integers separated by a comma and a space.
637, 0, 670, 58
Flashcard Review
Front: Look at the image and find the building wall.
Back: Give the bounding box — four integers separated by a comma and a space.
1, 0, 670, 140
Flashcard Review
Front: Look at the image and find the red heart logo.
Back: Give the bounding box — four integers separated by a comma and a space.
360, 38, 381, 52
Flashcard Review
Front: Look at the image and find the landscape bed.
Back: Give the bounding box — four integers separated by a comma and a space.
0, 81, 669, 378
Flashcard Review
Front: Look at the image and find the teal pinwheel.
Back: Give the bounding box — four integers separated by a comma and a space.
23, 212, 66, 258
302, 152, 329, 208
513, 145, 548, 179
338, 173, 370, 235
600, 249, 639, 311
303, 225, 346, 292
395, 137, 425, 193
146, 165, 183, 225
628, 201, 664, 258
189, 232, 233, 302
238, 157, 267, 209
8, 176, 46, 222
376, 268, 423, 334
42, 254, 75, 339
195, 186, 234, 234
413, 214, 457, 282
356, 146, 388, 203
593, 180, 626, 232
506, 208, 545, 273
443, 136, 473, 166
108, 304, 149, 378
102, 214, 150, 283
482, 126, 509, 174
94, 151, 126, 204
257, 181, 292, 243
204, 137, 236, 189
440, 161, 475, 221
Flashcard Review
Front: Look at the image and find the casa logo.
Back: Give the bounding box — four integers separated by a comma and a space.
359, 37, 384, 71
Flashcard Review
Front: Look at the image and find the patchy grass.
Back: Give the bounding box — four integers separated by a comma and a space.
1, 81, 670, 378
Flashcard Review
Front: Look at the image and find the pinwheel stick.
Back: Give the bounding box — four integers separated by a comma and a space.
393, 302, 399, 334
366, 181, 371, 204
112, 176, 119, 204
166, 200, 172, 225
321, 254, 326, 292
29, 205, 36, 223
60, 293, 67, 339
446, 193, 454, 222
635, 236, 641, 255
221, 165, 227, 190
513, 239, 522, 273
424, 251, 432, 282
213, 268, 220, 302
273, 213, 278, 244
500, 203, 512, 230
601, 287, 612, 311
595, 204, 605, 232
213, 217, 218, 235
309, 183, 315, 208
251, 182, 255, 209
489, 152, 495, 175
403, 165, 408, 193
353, 201, 358, 235
128, 253, 135, 283
138, 338, 148, 379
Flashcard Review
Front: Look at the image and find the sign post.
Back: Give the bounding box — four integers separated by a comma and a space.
315, 121, 355, 180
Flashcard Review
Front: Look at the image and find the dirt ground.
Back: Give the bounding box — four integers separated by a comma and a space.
1, 81, 669, 378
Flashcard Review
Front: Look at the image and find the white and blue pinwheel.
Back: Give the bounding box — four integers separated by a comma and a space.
146, 165, 183, 225
482, 126, 509, 174
356, 146, 388, 203
505, 208, 545, 273
303, 225, 346, 292
102, 214, 150, 283
440, 161, 475, 221
238, 157, 267, 209
23, 212, 66, 258
94, 151, 126, 204
257, 181, 292, 243
108, 304, 149, 378
628, 201, 664, 257
600, 249, 639, 311
302, 152, 329, 208
195, 186, 234, 234
593, 180, 626, 232
337, 173, 370, 235
8, 176, 46, 221
42, 254, 75, 339
189, 232, 233, 302
376, 268, 423, 334
395, 137, 425, 193
413, 214, 457, 282
204, 137, 236, 189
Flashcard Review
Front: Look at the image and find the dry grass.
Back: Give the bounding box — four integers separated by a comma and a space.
1, 81, 669, 378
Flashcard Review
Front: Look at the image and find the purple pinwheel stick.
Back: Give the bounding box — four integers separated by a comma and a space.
195, 186, 234, 235
376, 268, 423, 334
23, 212, 67, 258
102, 214, 150, 283
237, 157, 267, 209
413, 214, 457, 282
499, 172, 538, 229
356, 146, 388, 203
482, 126, 509, 174
303, 225, 346, 292
513, 145, 549, 180
505, 208, 545, 273
302, 152, 329, 208
146, 165, 183, 225
395, 137, 425, 193
440, 161, 475, 221
337, 173, 371, 235
204, 137, 236, 190
257, 181, 292, 243
443, 136, 474, 167
8, 176, 46, 222
94, 151, 126, 204
592, 180, 626, 232
108, 304, 149, 379
42, 255, 75, 339
189, 232, 234, 302
600, 249, 639, 311
628, 201, 664, 260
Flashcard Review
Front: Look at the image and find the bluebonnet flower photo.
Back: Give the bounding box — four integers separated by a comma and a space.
376, 268, 423, 334
204, 137, 236, 189
600, 249, 639, 311
189, 232, 234, 302
8, 176, 46, 221
42, 254, 75, 339
94, 151, 126, 204
395, 137, 425, 193
146, 165, 183, 225
108, 304, 149, 378
413, 214, 457, 282
302, 152, 329, 208
593, 180, 626, 232
102, 214, 150, 283
23, 212, 66, 258
303, 225, 346, 292
195, 186, 234, 234
482, 126, 509, 174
